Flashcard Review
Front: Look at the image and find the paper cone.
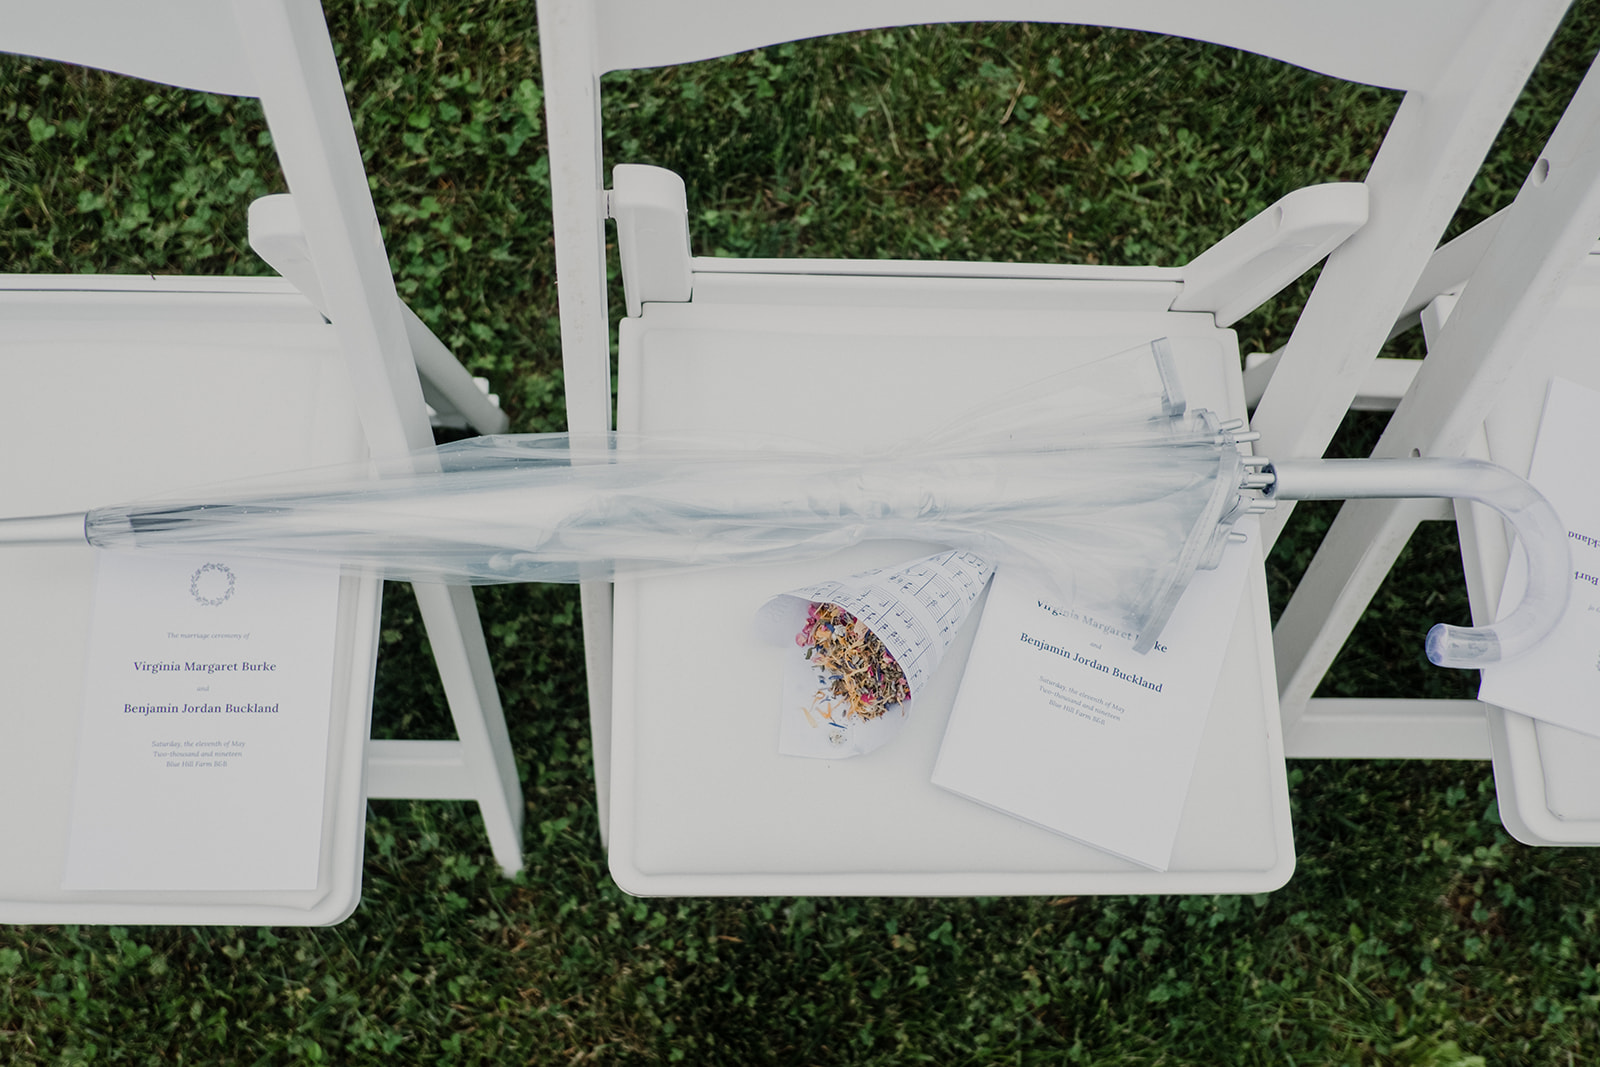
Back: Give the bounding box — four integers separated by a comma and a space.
756, 550, 994, 758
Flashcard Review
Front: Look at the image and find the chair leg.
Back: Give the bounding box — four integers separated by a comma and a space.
403, 306, 510, 435
412, 580, 525, 876
1272, 495, 1450, 728
1486, 706, 1548, 845
580, 580, 614, 849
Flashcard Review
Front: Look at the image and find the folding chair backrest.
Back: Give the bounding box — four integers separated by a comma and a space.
539, 0, 1570, 496
0, 0, 432, 463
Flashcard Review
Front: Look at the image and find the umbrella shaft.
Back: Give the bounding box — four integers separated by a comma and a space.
0, 512, 87, 545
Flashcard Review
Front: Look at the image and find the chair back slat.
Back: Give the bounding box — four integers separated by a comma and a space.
592, 0, 1485, 91
0, 0, 256, 96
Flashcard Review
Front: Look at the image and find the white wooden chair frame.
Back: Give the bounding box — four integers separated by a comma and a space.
1268, 52, 1600, 842
539, 0, 1571, 893
1271, 53, 1600, 759
0, 0, 523, 924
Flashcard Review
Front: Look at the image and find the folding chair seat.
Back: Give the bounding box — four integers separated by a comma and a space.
539, 0, 1571, 894
0, 0, 522, 925
1264, 48, 1600, 841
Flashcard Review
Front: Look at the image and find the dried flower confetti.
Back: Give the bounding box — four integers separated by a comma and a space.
795, 601, 912, 721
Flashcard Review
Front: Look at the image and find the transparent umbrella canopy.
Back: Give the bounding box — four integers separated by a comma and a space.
0, 340, 1569, 667
70, 413, 1253, 653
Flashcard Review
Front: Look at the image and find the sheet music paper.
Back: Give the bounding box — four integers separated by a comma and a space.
756, 551, 994, 758
62, 552, 340, 891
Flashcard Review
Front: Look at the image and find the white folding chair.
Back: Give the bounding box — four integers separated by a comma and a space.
0, 0, 522, 925
1272, 50, 1600, 839
539, 0, 1571, 894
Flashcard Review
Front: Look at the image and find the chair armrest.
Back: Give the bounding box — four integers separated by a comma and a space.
609, 164, 693, 317
1172, 183, 1368, 327
249, 193, 327, 309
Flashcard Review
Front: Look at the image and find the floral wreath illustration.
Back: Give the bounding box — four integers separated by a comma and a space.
189, 562, 236, 606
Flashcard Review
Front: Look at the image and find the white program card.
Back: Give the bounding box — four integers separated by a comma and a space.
932, 522, 1256, 871
62, 552, 341, 891
1479, 378, 1600, 735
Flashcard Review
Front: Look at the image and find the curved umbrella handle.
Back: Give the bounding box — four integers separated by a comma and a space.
1265, 457, 1569, 668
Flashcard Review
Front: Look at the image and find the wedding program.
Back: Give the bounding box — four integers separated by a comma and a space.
62, 552, 341, 891
932, 522, 1256, 871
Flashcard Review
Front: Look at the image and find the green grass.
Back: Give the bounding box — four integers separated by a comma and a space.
4, 1, 1600, 1062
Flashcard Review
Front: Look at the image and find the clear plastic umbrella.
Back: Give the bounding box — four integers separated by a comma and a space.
0, 340, 1567, 666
